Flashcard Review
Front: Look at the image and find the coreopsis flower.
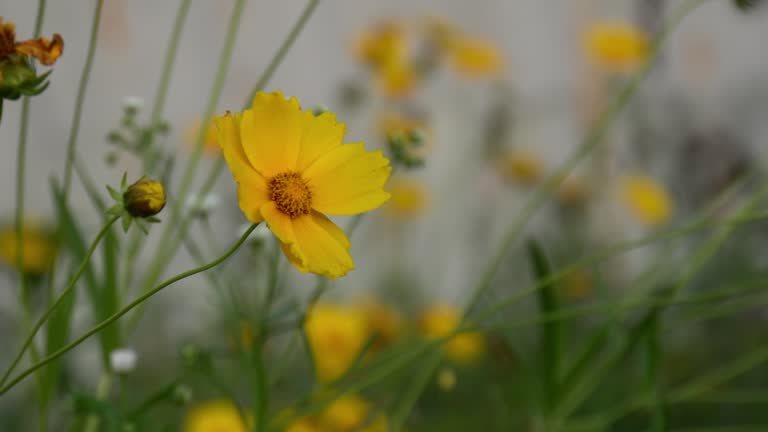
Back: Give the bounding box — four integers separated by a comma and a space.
216, 91, 391, 279
185, 117, 220, 156
620, 174, 673, 226
354, 20, 408, 70
447, 36, 503, 78
498, 151, 544, 185
124, 177, 166, 217
376, 59, 418, 99
184, 400, 249, 432
0, 221, 57, 275
385, 177, 430, 219
321, 395, 388, 432
0, 16, 63, 100
304, 303, 369, 382
420, 304, 485, 365
584, 22, 649, 73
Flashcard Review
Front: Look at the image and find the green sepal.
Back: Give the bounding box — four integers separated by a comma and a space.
145, 216, 162, 224
120, 172, 128, 190
106, 185, 122, 202
134, 218, 150, 235
121, 215, 133, 233
106, 204, 125, 217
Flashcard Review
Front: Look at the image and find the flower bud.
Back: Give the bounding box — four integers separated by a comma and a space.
123, 177, 166, 217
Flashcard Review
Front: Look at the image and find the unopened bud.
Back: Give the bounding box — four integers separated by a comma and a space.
109, 348, 138, 374
124, 177, 166, 217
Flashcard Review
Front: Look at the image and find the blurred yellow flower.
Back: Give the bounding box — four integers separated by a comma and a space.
216, 91, 391, 278
0, 222, 56, 275
354, 20, 407, 70
621, 174, 673, 226
584, 22, 649, 73
285, 418, 322, 432
185, 118, 220, 156
386, 177, 430, 219
448, 36, 503, 79
557, 176, 590, 207
498, 151, 544, 185
184, 400, 249, 432
376, 59, 418, 99
320, 394, 370, 431
437, 367, 457, 392
561, 269, 593, 300
360, 298, 403, 350
420, 304, 485, 365
305, 303, 369, 382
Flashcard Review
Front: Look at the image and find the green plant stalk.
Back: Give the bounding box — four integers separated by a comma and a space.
463, 0, 708, 317
62, 0, 105, 197
124, 0, 248, 333
120, 0, 193, 301
0, 215, 119, 390
0, 224, 258, 396
132, 0, 321, 312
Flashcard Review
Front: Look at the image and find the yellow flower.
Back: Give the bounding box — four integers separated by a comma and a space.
320, 394, 370, 431
183, 400, 249, 432
0, 222, 56, 275
376, 58, 418, 100
385, 177, 430, 219
304, 303, 369, 382
498, 151, 543, 185
420, 304, 485, 365
360, 298, 403, 350
557, 176, 590, 207
621, 174, 673, 226
354, 20, 407, 70
216, 91, 391, 279
285, 418, 322, 432
584, 22, 649, 73
448, 36, 503, 79
124, 177, 166, 217
185, 117, 220, 156
0, 16, 63, 66
437, 367, 457, 392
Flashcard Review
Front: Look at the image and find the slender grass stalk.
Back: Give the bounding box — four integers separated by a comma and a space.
464, 0, 709, 316
0, 215, 119, 390
0, 224, 257, 396
62, 0, 104, 197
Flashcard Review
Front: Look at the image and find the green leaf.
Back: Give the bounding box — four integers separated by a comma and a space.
526, 238, 561, 412
99, 226, 122, 362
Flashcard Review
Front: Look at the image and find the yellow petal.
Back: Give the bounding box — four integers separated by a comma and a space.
296, 111, 345, 172
303, 143, 392, 216
261, 202, 354, 278
240, 90, 303, 177
216, 112, 269, 223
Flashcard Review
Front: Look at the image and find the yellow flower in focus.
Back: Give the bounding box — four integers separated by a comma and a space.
305, 303, 369, 382
0, 222, 56, 275
354, 20, 407, 70
216, 91, 391, 279
448, 36, 503, 79
498, 151, 543, 185
584, 22, 649, 73
420, 304, 485, 365
184, 400, 249, 432
124, 177, 166, 218
185, 118, 220, 156
621, 174, 673, 226
386, 177, 430, 219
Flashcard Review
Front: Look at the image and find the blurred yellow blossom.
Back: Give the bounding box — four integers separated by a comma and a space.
304, 303, 369, 382
584, 22, 649, 73
376, 59, 418, 99
183, 400, 249, 432
285, 418, 322, 432
320, 394, 370, 431
557, 176, 590, 207
0, 222, 56, 275
621, 174, 673, 226
360, 298, 403, 350
420, 304, 485, 365
561, 269, 593, 300
185, 118, 220, 156
437, 367, 457, 391
215, 91, 391, 279
354, 20, 408, 69
498, 151, 544, 185
448, 36, 503, 78
386, 177, 430, 219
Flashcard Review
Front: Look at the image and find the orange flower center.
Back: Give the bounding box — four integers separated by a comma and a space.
268, 171, 312, 218
0, 21, 17, 59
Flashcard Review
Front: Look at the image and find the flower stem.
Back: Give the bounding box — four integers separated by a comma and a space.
0, 224, 258, 396
62, 0, 104, 199
0, 215, 119, 391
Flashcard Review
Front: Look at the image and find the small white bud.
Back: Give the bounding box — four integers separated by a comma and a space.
110, 348, 138, 374
122, 96, 145, 110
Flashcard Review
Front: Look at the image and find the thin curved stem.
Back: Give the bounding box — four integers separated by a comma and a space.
62, 0, 104, 197
0, 224, 258, 396
150, 0, 192, 125
0, 215, 119, 390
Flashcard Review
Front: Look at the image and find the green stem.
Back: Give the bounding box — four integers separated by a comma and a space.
62, 0, 104, 198
0, 215, 119, 390
150, 0, 192, 125
82, 372, 113, 432
463, 0, 707, 316
0, 224, 258, 396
